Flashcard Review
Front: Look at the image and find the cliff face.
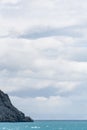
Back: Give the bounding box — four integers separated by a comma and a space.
0, 90, 33, 122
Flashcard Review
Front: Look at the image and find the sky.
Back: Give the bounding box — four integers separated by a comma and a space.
0, 0, 87, 120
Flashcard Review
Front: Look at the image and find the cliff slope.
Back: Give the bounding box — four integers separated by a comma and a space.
0, 90, 33, 122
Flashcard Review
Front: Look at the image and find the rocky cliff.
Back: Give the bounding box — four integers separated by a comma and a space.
0, 90, 33, 122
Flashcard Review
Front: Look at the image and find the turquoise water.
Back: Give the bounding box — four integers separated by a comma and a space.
0, 120, 87, 130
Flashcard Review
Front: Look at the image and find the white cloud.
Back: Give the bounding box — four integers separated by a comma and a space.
10, 95, 71, 119
0, 0, 87, 119
0, 0, 20, 4
10, 94, 87, 120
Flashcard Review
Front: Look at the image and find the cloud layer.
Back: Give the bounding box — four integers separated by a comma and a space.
0, 0, 87, 120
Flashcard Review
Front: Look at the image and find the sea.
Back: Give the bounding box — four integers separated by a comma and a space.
0, 120, 87, 130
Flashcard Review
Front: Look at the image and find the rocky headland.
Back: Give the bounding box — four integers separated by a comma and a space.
0, 90, 33, 122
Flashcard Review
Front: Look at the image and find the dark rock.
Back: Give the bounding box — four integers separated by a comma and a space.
0, 90, 33, 122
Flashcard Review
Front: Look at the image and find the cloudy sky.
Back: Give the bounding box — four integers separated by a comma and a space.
0, 0, 87, 120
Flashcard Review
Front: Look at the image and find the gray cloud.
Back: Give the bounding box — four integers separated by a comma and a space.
18, 26, 82, 39
9, 87, 58, 98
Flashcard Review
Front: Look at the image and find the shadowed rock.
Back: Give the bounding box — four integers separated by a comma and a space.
0, 90, 33, 122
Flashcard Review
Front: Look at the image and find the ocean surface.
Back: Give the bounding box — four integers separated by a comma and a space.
0, 120, 87, 130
